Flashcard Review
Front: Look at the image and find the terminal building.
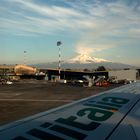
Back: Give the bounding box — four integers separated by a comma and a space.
47, 68, 108, 81
46, 69, 139, 83
0, 65, 45, 80
0, 65, 139, 82
0, 65, 15, 75
108, 69, 139, 82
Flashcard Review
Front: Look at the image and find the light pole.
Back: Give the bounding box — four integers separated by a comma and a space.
23, 51, 27, 65
57, 41, 62, 80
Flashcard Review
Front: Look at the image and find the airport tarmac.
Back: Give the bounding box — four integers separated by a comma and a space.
0, 80, 121, 126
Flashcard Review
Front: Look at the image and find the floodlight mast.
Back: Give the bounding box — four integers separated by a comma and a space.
24, 51, 27, 65
57, 41, 62, 80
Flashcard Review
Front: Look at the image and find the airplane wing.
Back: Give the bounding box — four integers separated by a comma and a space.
0, 82, 140, 140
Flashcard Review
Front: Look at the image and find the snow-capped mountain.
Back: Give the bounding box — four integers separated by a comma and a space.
32, 54, 136, 70
67, 54, 109, 64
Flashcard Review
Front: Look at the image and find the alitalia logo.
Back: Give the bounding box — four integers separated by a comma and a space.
13, 96, 129, 140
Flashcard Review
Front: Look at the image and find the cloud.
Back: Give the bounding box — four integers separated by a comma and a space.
0, 0, 98, 36
75, 41, 114, 55
11, 0, 82, 18
0, 0, 140, 65
0, 0, 139, 39
76, 44, 94, 55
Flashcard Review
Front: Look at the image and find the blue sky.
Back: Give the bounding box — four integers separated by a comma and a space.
0, 0, 140, 66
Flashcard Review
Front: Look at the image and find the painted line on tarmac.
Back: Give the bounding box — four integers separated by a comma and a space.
0, 99, 73, 102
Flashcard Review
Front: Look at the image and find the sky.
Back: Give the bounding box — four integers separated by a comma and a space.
0, 0, 140, 66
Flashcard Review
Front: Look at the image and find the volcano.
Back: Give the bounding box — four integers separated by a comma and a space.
66, 54, 109, 64
33, 54, 135, 70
